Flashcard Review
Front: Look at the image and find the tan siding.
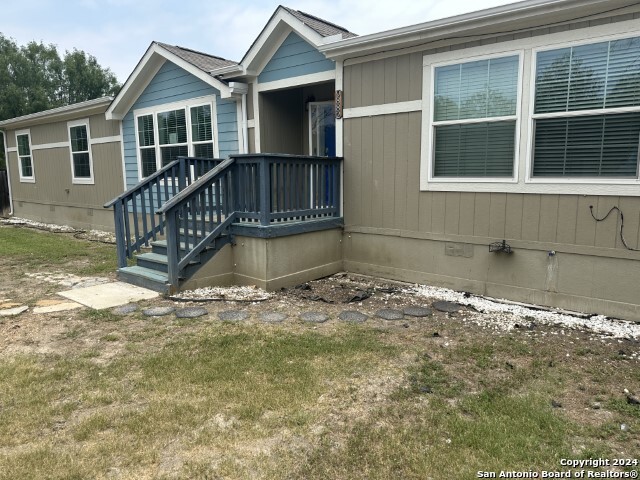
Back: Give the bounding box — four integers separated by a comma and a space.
538, 194, 559, 243
594, 196, 620, 249
382, 115, 396, 228
360, 117, 373, 227
371, 116, 384, 228
384, 57, 397, 104
489, 193, 507, 239
618, 197, 640, 250
458, 192, 475, 236
393, 113, 409, 230
247, 83, 254, 120
444, 192, 460, 235
430, 192, 446, 234
521, 195, 541, 242
575, 196, 598, 246
504, 193, 523, 240
6, 131, 16, 148
349, 63, 362, 108
30, 122, 68, 145
556, 196, 578, 245
89, 114, 119, 138
405, 112, 421, 229
472, 193, 490, 238
360, 62, 374, 108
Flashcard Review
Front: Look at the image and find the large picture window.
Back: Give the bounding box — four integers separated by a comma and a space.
431, 54, 520, 178
15, 130, 34, 182
135, 99, 217, 178
532, 37, 640, 178
68, 120, 94, 184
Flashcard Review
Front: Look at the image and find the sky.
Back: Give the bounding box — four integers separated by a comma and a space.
1, 0, 521, 82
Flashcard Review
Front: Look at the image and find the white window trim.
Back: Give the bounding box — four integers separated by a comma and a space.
424, 50, 525, 185
67, 118, 94, 185
419, 18, 640, 196
525, 36, 640, 186
133, 95, 219, 180
15, 128, 35, 183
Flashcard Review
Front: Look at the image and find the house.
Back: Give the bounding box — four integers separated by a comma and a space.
2, 0, 640, 321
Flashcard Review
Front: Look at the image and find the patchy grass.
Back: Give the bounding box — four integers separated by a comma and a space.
0, 226, 639, 479
0, 225, 116, 274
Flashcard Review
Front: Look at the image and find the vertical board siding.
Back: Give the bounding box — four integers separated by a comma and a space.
258, 32, 334, 84
122, 60, 239, 188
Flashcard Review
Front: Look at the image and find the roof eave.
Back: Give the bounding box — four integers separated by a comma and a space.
319, 0, 634, 58
0, 97, 113, 129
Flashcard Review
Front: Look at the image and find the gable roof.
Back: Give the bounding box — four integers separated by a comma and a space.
236, 5, 356, 76
280, 7, 357, 39
0, 97, 113, 129
106, 42, 236, 120
155, 43, 238, 72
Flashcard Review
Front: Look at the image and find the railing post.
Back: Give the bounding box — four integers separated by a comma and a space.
114, 201, 128, 268
259, 157, 271, 226
333, 159, 340, 217
165, 209, 180, 288
178, 157, 187, 192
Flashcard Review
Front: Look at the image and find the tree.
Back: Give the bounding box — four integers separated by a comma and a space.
0, 34, 120, 169
0, 35, 120, 120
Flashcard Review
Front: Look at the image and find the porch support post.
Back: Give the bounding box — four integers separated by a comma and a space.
165, 209, 180, 289
114, 201, 127, 268
259, 156, 270, 226
178, 157, 186, 192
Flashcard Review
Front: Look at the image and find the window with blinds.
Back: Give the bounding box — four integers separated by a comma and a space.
135, 102, 216, 178
532, 36, 640, 178
432, 54, 519, 178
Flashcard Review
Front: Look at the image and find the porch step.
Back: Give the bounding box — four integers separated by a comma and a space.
117, 265, 169, 293
137, 251, 201, 274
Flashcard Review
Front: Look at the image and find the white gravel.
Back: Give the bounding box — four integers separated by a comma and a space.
172, 285, 273, 302
1, 217, 77, 232
409, 284, 640, 340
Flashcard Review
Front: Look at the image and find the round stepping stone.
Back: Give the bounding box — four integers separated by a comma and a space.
432, 301, 463, 313
260, 312, 287, 323
175, 307, 208, 318
218, 310, 249, 322
338, 310, 368, 323
403, 306, 432, 317
112, 304, 138, 315
376, 309, 404, 321
143, 306, 175, 317
300, 312, 329, 323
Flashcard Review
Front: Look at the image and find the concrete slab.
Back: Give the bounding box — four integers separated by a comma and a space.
33, 302, 83, 314
58, 282, 159, 310
0, 306, 28, 317
35, 299, 66, 307
0, 302, 22, 309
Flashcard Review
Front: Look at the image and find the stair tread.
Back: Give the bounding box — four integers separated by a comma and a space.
118, 265, 168, 282
136, 252, 169, 264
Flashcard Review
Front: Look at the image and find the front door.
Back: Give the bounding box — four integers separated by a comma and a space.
309, 101, 335, 157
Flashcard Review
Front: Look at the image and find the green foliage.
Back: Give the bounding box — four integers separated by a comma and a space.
0, 33, 120, 121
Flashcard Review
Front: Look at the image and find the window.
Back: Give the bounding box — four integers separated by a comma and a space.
15, 130, 34, 182
134, 99, 217, 178
431, 54, 520, 178
68, 120, 94, 184
532, 37, 640, 178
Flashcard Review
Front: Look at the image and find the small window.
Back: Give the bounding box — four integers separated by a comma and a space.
68, 120, 94, 184
532, 37, 640, 178
431, 55, 520, 178
15, 130, 34, 182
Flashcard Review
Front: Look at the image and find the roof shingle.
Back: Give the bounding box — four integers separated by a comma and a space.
156, 42, 238, 72
281, 7, 357, 39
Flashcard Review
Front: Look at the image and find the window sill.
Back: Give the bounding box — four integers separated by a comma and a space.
420, 179, 640, 196
19, 177, 36, 184
72, 178, 95, 185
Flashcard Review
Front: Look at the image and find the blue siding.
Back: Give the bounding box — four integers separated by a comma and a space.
258, 32, 334, 83
123, 60, 239, 188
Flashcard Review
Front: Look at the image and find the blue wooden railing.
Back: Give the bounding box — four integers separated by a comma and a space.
107, 153, 342, 287
156, 153, 342, 286
104, 157, 223, 268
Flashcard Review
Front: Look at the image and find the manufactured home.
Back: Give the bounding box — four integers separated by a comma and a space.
2, 0, 640, 321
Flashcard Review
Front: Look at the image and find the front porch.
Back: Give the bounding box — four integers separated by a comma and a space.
104, 154, 343, 293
